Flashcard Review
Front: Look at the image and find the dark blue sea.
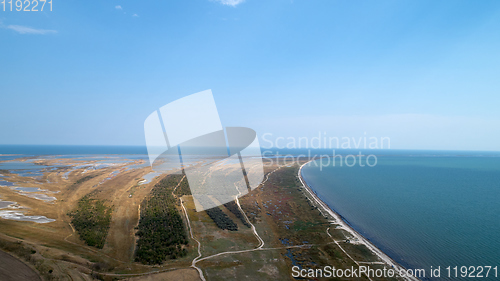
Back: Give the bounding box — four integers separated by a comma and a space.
301, 152, 500, 280
0, 145, 148, 156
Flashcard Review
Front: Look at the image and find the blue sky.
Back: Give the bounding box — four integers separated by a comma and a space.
1, 0, 500, 150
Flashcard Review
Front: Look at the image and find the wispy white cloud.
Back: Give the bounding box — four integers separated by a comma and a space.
213, 0, 245, 7
6, 25, 57, 35
132, 14, 139, 17
115, 5, 122, 10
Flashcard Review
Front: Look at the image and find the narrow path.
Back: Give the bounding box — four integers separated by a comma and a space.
180, 197, 205, 281
231, 163, 287, 250
48, 163, 390, 281
171, 175, 185, 197
190, 164, 294, 276
195, 244, 310, 263
171, 175, 205, 281
235, 196, 264, 249
63, 174, 190, 268
299, 160, 374, 280
326, 227, 374, 281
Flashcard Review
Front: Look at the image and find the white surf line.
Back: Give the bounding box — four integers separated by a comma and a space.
180, 197, 205, 281
299, 161, 420, 281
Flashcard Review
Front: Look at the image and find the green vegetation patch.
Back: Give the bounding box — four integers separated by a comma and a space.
73, 174, 97, 185
272, 167, 301, 188
134, 175, 188, 265
68, 196, 113, 249
173, 174, 191, 196
206, 206, 238, 231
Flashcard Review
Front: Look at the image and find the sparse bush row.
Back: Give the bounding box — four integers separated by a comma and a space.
206, 206, 238, 231
223, 201, 251, 228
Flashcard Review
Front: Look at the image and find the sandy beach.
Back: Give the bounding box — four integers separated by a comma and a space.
298, 160, 421, 281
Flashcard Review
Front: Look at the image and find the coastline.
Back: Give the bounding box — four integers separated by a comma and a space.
298, 160, 420, 281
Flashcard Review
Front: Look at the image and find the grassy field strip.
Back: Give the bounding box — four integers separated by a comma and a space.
230, 164, 285, 251
235, 195, 264, 248
43, 255, 192, 279
180, 197, 204, 281
191, 165, 318, 279
63, 221, 126, 265
185, 165, 287, 281
171, 174, 205, 281
196, 244, 310, 263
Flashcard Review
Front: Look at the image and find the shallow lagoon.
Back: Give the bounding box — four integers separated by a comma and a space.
0, 200, 15, 209
11, 187, 45, 192
140, 172, 162, 185
0, 210, 55, 223
10, 187, 57, 202
0, 180, 15, 186
0, 160, 64, 178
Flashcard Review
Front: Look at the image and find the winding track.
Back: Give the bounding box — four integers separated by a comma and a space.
235, 195, 264, 249
181, 198, 205, 281
170, 175, 206, 281
185, 164, 298, 281
61, 162, 382, 281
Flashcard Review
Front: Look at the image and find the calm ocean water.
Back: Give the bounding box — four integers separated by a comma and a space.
0, 145, 148, 155
302, 153, 500, 280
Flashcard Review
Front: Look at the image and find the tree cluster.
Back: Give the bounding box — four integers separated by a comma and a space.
134, 175, 188, 265
74, 174, 97, 185
68, 196, 113, 249
173, 175, 191, 196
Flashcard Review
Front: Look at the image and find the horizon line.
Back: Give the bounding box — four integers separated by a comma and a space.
1, 144, 500, 153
